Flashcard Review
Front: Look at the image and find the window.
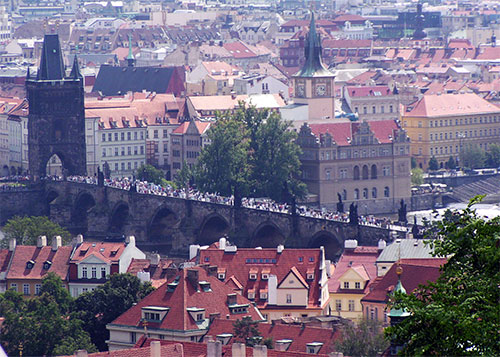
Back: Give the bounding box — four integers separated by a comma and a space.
23, 284, 30, 295
91, 267, 97, 279
353, 166, 360, 180
102, 148, 106, 157
163, 129, 168, 138
35, 284, 41, 295
343, 281, 349, 289
82, 266, 88, 279
121, 132, 124, 141
325, 170, 331, 180
335, 299, 342, 311
383, 166, 391, 176
362, 188, 368, 199
10, 283, 17, 291
130, 332, 137, 343
286, 294, 292, 303
355, 282, 361, 289
114, 148, 118, 156
354, 189, 359, 200
108, 133, 112, 141
154, 130, 158, 139
340, 169, 347, 179
114, 133, 118, 141
389, 105, 393, 113
101, 267, 106, 279
348, 300, 355, 312
384, 186, 390, 197
102, 133, 106, 142
372, 187, 377, 198
127, 147, 131, 155
342, 189, 347, 200
371, 165, 377, 179
372, 106, 376, 114
127, 132, 131, 140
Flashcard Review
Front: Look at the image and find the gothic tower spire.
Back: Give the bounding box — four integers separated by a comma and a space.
127, 34, 135, 67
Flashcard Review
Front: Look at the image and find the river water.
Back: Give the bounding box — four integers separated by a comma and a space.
410, 203, 500, 225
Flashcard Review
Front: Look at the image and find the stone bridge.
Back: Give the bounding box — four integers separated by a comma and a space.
1, 181, 394, 259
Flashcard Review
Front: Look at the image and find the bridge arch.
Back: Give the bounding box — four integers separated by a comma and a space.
309, 230, 342, 262
109, 201, 130, 235
45, 190, 60, 216
148, 205, 179, 251
71, 191, 96, 234
252, 221, 285, 248
197, 213, 230, 246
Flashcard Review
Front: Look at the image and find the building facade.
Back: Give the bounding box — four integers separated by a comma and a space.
402, 93, 500, 170
297, 120, 411, 214
344, 85, 399, 121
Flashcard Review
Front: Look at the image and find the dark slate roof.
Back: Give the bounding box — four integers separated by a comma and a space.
38, 34, 65, 80
92, 65, 176, 96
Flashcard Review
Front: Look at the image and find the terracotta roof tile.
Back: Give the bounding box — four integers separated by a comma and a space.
71, 242, 127, 263
346, 85, 392, 97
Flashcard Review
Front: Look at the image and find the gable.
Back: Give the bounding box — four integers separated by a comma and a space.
278, 269, 308, 289
79, 253, 108, 265
339, 267, 368, 282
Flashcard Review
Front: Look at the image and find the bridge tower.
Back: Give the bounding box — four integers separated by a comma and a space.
27, 34, 86, 177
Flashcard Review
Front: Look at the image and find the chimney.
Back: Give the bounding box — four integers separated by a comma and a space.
344, 240, 358, 249
277, 245, 284, 254
52, 236, 62, 251
187, 269, 199, 289
268, 275, 277, 305
125, 235, 136, 247
219, 237, 226, 250
150, 253, 160, 267
209, 312, 221, 322
226, 293, 237, 306
207, 265, 218, 276
37, 236, 47, 248
253, 345, 267, 357
166, 266, 177, 280
207, 340, 223, 357
75, 350, 88, 357
150, 341, 161, 357
378, 239, 387, 250
232, 343, 246, 357
9, 238, 16, 252
74, 234, 84, 246
189, 244, 200, 260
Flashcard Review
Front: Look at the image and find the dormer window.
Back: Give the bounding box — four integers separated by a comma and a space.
247, 289, 255, 300
199, 281, 212, 292
261, 269, 270, 280
217, 268, 226, 280
355, 282, 361, 289
307, 342, 324, 354
249, 268, 258, 280
276, 339, 293, 351
216, 333, 233, 345
260, 289, 268, 300
229, 304, 249, 314
307, 272, 314, 280
142, 306, 169, 322
26, 260, 35, 269
187, 307, 205, 322
343, 282, 349, 289
43, 261, 52, 270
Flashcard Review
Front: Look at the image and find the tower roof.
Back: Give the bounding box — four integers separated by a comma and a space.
69, 54, 83, 80
38, 34, 65, 80
294, 12, 334, 78
127, 34, 135, 61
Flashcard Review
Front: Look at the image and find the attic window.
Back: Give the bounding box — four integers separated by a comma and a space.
79, 248, 88, 256
249, 273, 257, 280
229, 304, 249, 314
307, 342, 324, 354
247, 289, 255, 300
260, 289, 268, 300
261, 273, 269, 280
307, 272, 314, 280
218, 272, 226, 280
26, 260, 35, 269
142, 306, 169, 322
199, 281, 212, 292
110, 249, 118, 257
43, 261, 52, 270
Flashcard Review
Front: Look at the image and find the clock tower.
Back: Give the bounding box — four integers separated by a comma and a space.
292, 11, 335, 121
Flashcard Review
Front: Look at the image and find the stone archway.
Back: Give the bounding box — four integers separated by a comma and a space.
45, 153, 64, 177
252, 222, 285, 248
309, 231, 342, 262
197, 214, 230, 246
109, 202, 130, 235
71, 192, 96, 234
148, 206, 179, 252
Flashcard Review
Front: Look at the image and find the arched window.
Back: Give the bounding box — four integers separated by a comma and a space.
363, 188, 368, 199
384, 186, 390, 197
372, 187, 377, 198
362, 165, 369, 180
354, 189, 359, 200
342, 189, 347, 200
371, 164, 377, 179
353, 166, 360, 180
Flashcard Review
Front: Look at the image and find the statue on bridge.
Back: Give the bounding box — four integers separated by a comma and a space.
398, 199, 407, 225
97, 167, 104, 187
129, 176, 137, 193
336, 193, 344, 213
349, 202, 358, 225
411, 215, 421, 238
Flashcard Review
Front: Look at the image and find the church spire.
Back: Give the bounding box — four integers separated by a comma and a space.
294, 11, 333, 78
126, 34, 135, 67
38, 34, 65, 80
69, 54, 82, 80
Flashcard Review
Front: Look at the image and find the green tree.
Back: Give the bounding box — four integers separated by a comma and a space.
427, 156, 439, 171
411, 168, 424, 186
135, 164, 165, 185
72, 273, 155, 351
39, 272, 73, 313
1, 216, 71, 248
233, 316, 261, 347
336, 319, 388, 357
445, 156, 456, 170
385, 196, 500, 356
485, 143, 500, 168
460, 146, 485, 169
0, 275, 96, 356
195, 112, 249, 207
174, 161, 194, 189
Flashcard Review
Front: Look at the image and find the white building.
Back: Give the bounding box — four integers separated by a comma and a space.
233, 73, 289, 100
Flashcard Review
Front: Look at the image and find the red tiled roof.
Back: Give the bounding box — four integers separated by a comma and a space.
309, 120, 399, 146
345, 70, 378, 85
0, 249, 12, 274
404, 93, 500, 117
328, 246, 379, 293
475, 47, 500, 60
346, 85, 392, 97
198, 247, 325, 310
361, 258, 446, 303
206, 318, 340, 354
71, 242, 127, 264
322, 39, 371, 49
6, 245, 72, 281
223, 41, 258, 59
87, 343, 187, 357
126, 258, 173, 288
333, 14, 367, 24
111, 267, 263, 331
172, 120, 211, 135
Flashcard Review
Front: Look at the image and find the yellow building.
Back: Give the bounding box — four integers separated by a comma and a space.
402, 93, 500, 170
328, 243, 380, 321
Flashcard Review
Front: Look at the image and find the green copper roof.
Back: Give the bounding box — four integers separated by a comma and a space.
388, 276, 410, 318
294, 11, 334, 78
127, 34, 134, 61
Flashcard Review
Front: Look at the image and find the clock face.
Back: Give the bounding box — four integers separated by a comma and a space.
316, 84, 327, 96
296, 84, 305, 97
